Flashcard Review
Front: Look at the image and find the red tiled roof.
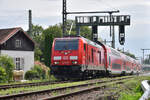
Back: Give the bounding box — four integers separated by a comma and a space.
0, 27, 34, 45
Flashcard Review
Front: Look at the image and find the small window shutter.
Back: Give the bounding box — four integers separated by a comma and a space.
21, 58, 24, 70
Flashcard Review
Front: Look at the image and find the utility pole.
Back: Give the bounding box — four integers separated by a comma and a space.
62, 0, 67, 37
141, 49, 150, 64
112, 24, 115, 48
109, 12, 115, 48
110, 14, 115, 48
28, 9, 32, 37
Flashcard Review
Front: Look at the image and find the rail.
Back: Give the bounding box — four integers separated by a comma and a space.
0, 80, 68, 90
0, 76, 133, 100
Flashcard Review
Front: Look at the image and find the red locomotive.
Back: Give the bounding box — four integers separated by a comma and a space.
51, 36, 141, 79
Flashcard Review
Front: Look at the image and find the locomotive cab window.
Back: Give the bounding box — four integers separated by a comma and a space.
84, 43, 86, 51
54, 39, 79, 50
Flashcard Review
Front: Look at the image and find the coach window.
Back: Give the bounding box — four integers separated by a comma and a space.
92, 48, 94, 63
98, 51, 101, 64
124, 61, 126, 68
109, 56, 111, 65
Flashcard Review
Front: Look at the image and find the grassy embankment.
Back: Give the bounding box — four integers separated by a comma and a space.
116, 76, 150, 100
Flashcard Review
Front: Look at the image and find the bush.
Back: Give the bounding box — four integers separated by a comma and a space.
0, 67, 6, 83
119, 83, 143, 100
33, 65, 46, 79
25, 70, 39, 80
25, 65, 47, 80
0, 55, 15, 82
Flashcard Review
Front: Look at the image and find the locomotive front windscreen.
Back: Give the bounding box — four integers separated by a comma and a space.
54, 39, 79, 50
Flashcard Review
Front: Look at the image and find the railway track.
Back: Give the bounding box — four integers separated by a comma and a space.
42, 82, 123, 100
0, 75, 128, 90
0, 77, 108, 90
0, 76, 134, 100
0, 80, 68, 90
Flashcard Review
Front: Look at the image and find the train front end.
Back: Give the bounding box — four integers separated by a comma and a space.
51, 37, 83, 79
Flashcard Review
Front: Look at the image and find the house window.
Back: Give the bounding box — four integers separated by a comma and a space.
14, 57, 24, 70
15, 39, 22, 48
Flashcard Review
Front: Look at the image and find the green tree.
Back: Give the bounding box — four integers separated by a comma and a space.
34, 47, 43, 61
80, 26, 92, 40
32, 25, 44, 37
44, 33, 53, 67
0, 55, 15, 82
30, 25, 44, 61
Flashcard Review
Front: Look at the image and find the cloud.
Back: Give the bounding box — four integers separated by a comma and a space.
0, 0, 150, 57
0, 0, 62, 18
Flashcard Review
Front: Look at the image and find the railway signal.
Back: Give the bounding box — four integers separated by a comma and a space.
62, 0, 130, 48
75, 15, 130, 47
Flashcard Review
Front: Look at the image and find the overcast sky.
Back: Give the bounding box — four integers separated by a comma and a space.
0, 0, 150, 61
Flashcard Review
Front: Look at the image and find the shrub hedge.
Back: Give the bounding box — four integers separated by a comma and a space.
25, 65, 47, 80
0, 55, 15, 83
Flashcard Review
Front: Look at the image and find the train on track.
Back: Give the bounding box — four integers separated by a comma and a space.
50, 36, 141, 80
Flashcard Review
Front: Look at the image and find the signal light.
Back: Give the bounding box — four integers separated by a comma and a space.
119, 25, 125, 45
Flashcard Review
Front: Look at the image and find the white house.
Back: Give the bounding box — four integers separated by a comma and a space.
0, 27, 35, 79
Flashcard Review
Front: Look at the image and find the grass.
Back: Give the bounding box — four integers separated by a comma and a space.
0, 76, 118, 96
118, 76, 150, 100
0, 75, 131, 86
0, 75, 57, 86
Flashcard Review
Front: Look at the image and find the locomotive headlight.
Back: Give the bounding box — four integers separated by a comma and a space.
72, 61, 78, 64
70, 56, 78, 60
54, 62, 59, 64
54, 56, 61, 60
